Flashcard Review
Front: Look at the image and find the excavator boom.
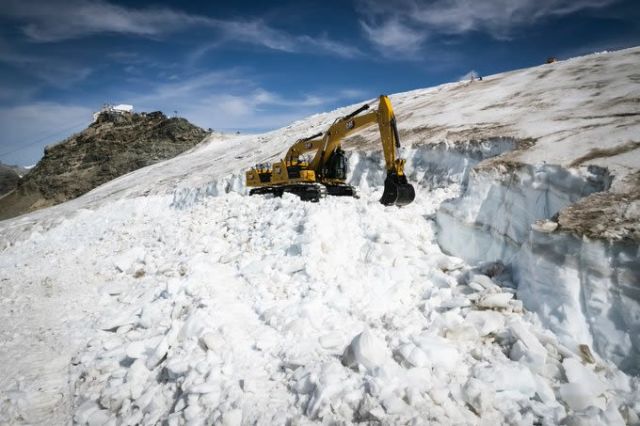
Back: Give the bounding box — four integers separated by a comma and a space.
245, 95, 415, 206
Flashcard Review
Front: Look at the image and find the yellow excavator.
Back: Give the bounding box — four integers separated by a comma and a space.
245, 95, 415, 206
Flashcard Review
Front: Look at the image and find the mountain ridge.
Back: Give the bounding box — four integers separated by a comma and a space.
0, 110, 211, 220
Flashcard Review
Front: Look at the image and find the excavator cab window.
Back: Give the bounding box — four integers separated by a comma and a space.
324, 147, 348, 180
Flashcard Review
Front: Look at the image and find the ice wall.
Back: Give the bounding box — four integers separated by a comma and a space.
170, 139, 517, 210
348, 138, 517, 190
437, 164, 611, 263
435, 162, 639, 374
170, 173, 245, 209
517, 231, 640, 374
165, 140, 639, 374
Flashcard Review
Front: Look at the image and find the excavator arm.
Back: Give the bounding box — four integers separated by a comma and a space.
313, 95, 415, 206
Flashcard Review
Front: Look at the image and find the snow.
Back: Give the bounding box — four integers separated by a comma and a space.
2, 189, 638, 424
0, 47, 639, 424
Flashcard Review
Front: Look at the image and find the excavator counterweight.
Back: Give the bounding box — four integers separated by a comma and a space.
245, 95, 415, 206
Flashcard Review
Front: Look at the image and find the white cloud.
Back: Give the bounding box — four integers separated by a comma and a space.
2, 0, 207, 42
0, 102, 93, 165
358, 0, 619, 53
360, 18, 427, 55
410, 0, 618, 38
297, 35, 363, 59
0, 36, 94, 87
122, 70, 369, 132
1, 0, 361, 58
0, 53, 93, 87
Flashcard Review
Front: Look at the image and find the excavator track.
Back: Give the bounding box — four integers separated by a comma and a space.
249, 183, 327, 202
325, 184, 358, 198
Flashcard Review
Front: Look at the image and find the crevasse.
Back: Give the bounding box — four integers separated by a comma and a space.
433, 151, 639, 374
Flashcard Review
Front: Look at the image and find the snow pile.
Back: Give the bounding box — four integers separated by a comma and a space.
4, 189, 626, 425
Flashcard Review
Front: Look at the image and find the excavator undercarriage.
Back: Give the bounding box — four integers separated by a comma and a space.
246, 95, 415, 207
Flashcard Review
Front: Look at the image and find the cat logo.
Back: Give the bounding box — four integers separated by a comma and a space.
305, 142, 312, 149
346, 119, 355, 130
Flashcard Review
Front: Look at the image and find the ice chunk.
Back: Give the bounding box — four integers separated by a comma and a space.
463, 378, 495, 414
178, 310, 209, 341
87, 409, 111, 426
413, 334, 460, 371
469, 274, 497, 290
559, 358, 607, 411
440, 297, 471, 309
146, 337, 168, 369
221, 409, 243, 426
435, 254, 465, 271
74, 400, 101, 424
475, 292, 513, 309
531, 219, 558, 233
127, 359, 150, 400
99, 307, 140, 331
474, 363, 537, 397
465, 310, 505, 336
166, 358, 189, 378
319, 332, 343, 350
445, 322, 479, 341
113, 246, 146, 273
559, 383, 605, 412
199, 332, 218, 351
397, 342, 429, 367
563, 358, 605, 394
508, 319, 547, 373
342, 329, 389, 370
126, 340, 147, 359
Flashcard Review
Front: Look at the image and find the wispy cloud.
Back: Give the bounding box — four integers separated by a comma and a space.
360, 18, 427, 56
121, 69, 369, 132
1, 0, 361, 58
0, 102, 93, 165
0, 43, 93, 88
358, 0, 619, 55
2, 0, 207, 42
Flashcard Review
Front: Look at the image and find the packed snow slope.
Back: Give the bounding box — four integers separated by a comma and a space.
0, 47, 639, 424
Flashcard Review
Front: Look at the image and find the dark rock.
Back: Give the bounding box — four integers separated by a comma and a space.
0, 164, 22, 196
0, 111, 209, 220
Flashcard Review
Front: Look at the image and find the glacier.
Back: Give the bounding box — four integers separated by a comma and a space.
0, 47, 639, 424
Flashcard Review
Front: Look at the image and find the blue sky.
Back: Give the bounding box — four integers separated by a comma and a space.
0, 0, 638, 166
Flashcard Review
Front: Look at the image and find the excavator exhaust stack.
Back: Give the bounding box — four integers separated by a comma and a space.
380, 171, 416, 207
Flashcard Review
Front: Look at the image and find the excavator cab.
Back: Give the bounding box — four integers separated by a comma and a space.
323, 147, 348, 180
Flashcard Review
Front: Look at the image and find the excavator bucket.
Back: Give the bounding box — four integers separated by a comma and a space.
380, 172, 415, 206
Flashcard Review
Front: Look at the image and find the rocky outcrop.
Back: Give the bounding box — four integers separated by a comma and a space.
0, 164, 25, 196
0, 111, 209, 220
